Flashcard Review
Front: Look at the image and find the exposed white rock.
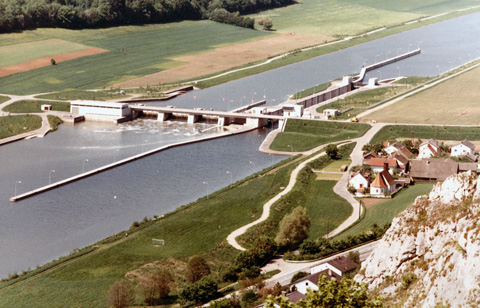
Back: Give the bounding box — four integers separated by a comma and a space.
356, 171, 480, 307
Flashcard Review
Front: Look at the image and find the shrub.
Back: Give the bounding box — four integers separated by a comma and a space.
290, 271, 308, 284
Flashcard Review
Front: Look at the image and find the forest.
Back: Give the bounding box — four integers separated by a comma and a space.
0, 0, 293, 33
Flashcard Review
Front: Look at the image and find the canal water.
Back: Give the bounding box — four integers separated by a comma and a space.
2, 11, 480, 278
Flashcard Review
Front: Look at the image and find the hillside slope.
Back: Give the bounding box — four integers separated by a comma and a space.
356, 171, 480, 307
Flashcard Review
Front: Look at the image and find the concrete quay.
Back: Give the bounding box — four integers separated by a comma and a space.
9, 125, 258, 202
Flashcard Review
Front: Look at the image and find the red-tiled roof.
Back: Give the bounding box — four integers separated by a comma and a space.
371, 169, 395, 188
368, 157, 398, 168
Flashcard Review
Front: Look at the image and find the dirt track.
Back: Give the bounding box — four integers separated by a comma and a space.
0, 47, 108, 78
112, 33, 334, 88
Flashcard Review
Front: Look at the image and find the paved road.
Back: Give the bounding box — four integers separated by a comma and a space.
262, 240, 380, 287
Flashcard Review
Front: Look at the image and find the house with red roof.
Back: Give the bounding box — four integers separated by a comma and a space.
370, 163, 396, 196
367, 157, 399, 174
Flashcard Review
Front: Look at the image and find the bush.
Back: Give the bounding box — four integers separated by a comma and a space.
50, 58, 56, 65
240, 289, 260, 308
290, 271, 308, 284
179, 276, 219, 305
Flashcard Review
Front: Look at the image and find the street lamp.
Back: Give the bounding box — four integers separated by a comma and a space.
375, 54, 379, 63
203, 181, 209, 199
82, 159, 89, 173
251, 92, 256, 103
377, 70, 382, 81
15, 180, 21, 197
226, 171, 233, 185
249, 161, 256, 170
386, 50, 391, 59
396, 66, 400, 77
49, 169, 55, 184
436, 65, 440, 76
263, 89, 266, 99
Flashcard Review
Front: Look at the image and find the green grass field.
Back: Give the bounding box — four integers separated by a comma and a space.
366, 65, 480, 125
0, 21, 270, 95
2, 100, 70, 113
36, 90, 128, 101
334, 183, 434, 240
370, 125, 480, 144
0, 96, 9, 104
0, 115, 42, 139
0, 39, 91, 67
250, 0, 480, 36
0, 158, 295, 307
270, 119, 370, 152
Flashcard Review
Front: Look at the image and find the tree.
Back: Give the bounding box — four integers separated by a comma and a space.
241, 288, 260, 308
259, 17, 272, 30
50, 58, 56, 65
265, 276, 383, 308
187, 256, 211, 283
108, 280, 135, 308
325, 144, 338, 159
179, 276, 219, 305
275, 206, 310, 249
152, 269, 174, 299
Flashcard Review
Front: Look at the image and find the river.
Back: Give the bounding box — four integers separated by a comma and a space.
2, 11, 480, 278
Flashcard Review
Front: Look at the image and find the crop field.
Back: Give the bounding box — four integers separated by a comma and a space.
270, 119, 370, 152
0, 39, 93, 68
365, 65, 480, 125
250, 0, 480, 36
0, 21, 271, 95
370, 125, 480, 144
334, 183, 434, 240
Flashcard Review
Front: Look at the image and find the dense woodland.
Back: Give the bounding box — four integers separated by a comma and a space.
0, 0, 293, 33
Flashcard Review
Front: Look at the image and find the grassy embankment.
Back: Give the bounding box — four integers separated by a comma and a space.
365, 64, 480, 125
315, 78, 431, 120
0, 115, 42, 139
334, 184, 434, 240
237, 143, 355, 249
2, 100, 70, 113
270, 118, 370, 152
370, 125, 480, 144
0, 157, 300, 307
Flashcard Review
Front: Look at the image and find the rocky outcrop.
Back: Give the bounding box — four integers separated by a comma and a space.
356, 171, 480, 307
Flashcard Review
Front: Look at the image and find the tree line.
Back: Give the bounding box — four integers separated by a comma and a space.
0, 0, 292, 33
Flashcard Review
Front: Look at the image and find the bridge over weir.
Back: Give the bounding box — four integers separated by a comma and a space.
129, 103, 285, 128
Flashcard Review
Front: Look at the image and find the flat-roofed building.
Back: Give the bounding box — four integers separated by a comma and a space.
70, 100, 131, 122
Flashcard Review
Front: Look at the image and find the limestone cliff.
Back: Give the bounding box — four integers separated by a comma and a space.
356, 171, 480, 307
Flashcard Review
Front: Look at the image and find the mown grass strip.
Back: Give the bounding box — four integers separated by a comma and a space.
2, 100, 70, 113
0, 115, 42, 139
333, 184, 434, 240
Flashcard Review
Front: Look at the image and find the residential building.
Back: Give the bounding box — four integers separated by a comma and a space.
384, 142, 412, 159
370, 163, 396, 196
410, 158, 477, 183
349, 168, 370, 192
362, 151, 378, 165
451, 140, 475, 157
418, 139, 440, 159
368, 157, 399, 174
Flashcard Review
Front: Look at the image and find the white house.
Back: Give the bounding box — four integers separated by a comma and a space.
367, 157, 399, 174
370, 163, 396, 196
451, 140, 475, 157
349, 169, 370, 191
418, 139, 440, 159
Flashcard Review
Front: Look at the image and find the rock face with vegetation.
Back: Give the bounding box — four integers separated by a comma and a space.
356, 171, 480, 307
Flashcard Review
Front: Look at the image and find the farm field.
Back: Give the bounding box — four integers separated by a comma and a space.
370, 125, 480, 145
365, 64, 480, 125
0, 21, 271, 95
334, 183, 434, 240
249, 0, 480, 36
